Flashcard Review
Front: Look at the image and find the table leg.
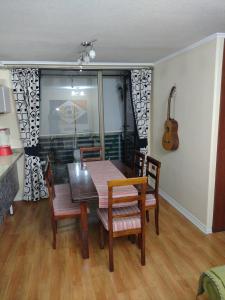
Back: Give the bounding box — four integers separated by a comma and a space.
80, 201, 89, 259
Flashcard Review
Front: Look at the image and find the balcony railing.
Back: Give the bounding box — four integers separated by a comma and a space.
39, 132, 126, 184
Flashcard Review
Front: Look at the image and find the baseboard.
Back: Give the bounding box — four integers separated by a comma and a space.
159, 189, 212, 234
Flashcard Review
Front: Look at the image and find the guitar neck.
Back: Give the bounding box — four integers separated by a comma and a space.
167, 97, 171, 120
167, 86, 176, 120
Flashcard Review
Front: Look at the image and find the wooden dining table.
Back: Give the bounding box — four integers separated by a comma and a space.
67, 160, 134, 259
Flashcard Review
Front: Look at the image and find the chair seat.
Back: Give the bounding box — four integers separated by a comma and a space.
97, 206, 141, 232
54, 183, 71, 195
53, 195, 89, 217
146, 194, 156, 207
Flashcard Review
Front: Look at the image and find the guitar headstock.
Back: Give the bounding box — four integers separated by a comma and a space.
169, 86, 176, 98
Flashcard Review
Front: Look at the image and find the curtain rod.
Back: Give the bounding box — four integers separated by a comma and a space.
0, 61, 153, 70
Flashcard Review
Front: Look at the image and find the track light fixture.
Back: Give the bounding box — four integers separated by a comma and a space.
77, 40, 97, 65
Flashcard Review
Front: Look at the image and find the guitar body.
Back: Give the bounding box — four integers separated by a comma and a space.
162, 86, 179, 151
162, 119, 179, 150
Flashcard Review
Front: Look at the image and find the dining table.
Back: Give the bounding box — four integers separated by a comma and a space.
67, 160, 135, 259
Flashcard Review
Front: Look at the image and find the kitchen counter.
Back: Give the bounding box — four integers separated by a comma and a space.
0, 149, 23, 180
0, 148, 23, 224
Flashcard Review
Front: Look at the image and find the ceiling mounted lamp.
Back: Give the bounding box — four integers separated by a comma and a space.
77, 40, 97, 66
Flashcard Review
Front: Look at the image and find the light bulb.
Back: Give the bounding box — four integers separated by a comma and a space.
89, 49, 96, 59
72, 91, 78, 96
80, 91, 84, 96
84, 54, 90, 63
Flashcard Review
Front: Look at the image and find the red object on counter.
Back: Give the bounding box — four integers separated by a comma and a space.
0, 146, 13, 156
0, 128, 13, 156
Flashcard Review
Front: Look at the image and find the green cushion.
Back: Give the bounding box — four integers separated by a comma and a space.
198, 266, 225, 300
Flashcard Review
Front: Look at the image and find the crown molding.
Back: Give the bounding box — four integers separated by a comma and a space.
154, 32, 225, 65
0, 61, 153, 70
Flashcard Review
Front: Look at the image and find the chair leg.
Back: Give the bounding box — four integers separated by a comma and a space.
155, 207, 159, 235
137, 234, 141, 249
108, 232, 114, 272
99, 222, 105, 249
146, 210, 150, 223
128, 235, 136, 244
141, 231, 145, 266
131, 235, 136, 244
80, 202, 89, 259
55, 220, 58, 233
52, 218, 57, 249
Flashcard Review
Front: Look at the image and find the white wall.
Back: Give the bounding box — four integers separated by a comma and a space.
152, 37, 224, 233
0, 70, 24, 200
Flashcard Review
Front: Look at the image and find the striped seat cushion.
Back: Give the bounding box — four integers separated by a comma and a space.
97, 206, 141, 232
53, 195, 89, 217
54, 183, 71, 195
146, 194, 156, 207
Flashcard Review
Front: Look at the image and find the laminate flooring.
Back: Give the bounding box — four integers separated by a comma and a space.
1, 197, 224, 300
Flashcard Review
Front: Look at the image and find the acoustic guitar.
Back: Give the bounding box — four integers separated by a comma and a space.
162, 86, 179, 151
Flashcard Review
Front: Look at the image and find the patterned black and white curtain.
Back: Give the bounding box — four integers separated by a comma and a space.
131, 69, 151, 155
11, 69, 48, 201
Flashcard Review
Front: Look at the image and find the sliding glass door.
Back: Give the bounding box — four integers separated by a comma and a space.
103, 73, 125, 160
102, 71, 135, 165
40, 70, 100, 183
123, 75, 136, 167
39, 69, 135, 183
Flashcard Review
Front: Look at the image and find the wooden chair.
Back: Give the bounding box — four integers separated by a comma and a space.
80, 146, 103, 164
44, 161, 89, 249
145, 156, 161, 235
44, 156, 71, 197
133, 150, 145, 177
97, 177, 147, 272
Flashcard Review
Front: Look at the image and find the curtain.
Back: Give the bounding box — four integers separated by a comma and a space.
11, 68, 48, 201
130, 69, 151, 155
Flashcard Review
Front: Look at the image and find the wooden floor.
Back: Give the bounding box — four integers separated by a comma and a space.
0, 197, 224, 300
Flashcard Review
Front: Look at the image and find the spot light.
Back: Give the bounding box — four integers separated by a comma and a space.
77, 40, 97, 64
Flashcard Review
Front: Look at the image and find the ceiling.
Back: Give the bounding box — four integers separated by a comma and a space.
0, 0, 225, 63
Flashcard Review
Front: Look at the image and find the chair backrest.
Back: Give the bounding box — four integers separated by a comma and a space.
146, 156, 161, 196
44, 157, 54, 187
107, 177, 147, 232
133, 150, 145, 177
80, 146, 103, 164
44, 157, 50, 185
44, 158, 55, 211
